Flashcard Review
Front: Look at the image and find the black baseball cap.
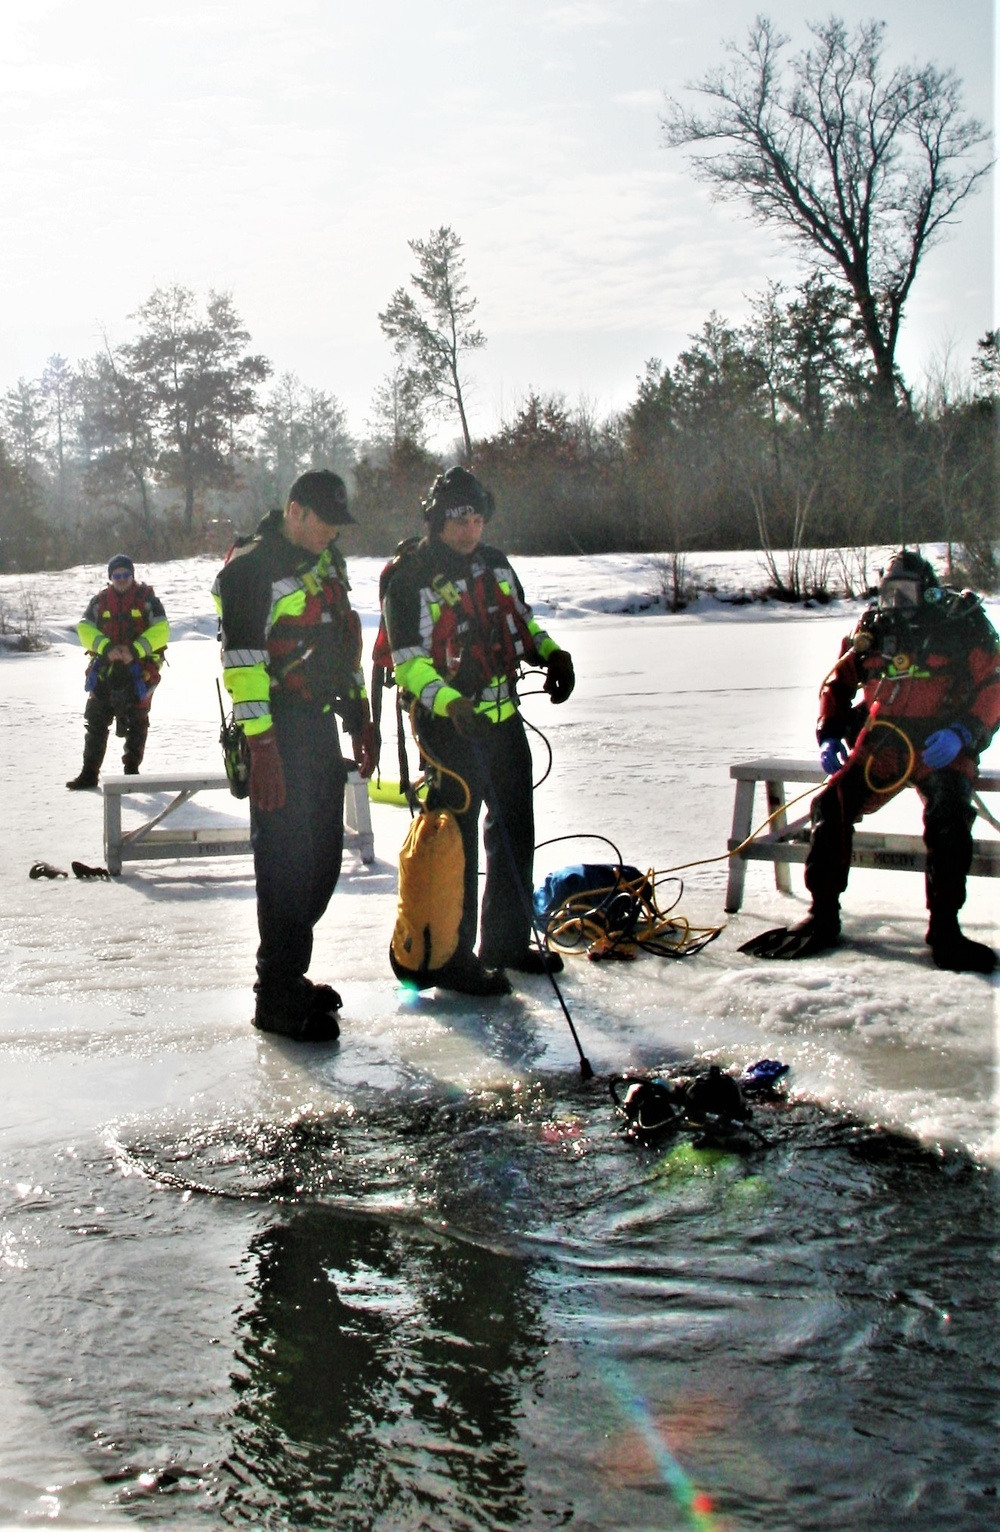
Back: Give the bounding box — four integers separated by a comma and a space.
288, 470, 355, 525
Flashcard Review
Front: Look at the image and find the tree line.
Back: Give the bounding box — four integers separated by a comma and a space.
1, 273, 994, 591
0, 15, 995, 591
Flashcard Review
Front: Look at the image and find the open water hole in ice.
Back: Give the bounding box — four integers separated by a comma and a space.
0, 1071, 996, 1531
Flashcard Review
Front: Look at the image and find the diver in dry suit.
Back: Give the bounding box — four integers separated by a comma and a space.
742, 550, 1000, 973
66, 554, 169, 789
214, 471, 377, 1041
381, 467, 576, 996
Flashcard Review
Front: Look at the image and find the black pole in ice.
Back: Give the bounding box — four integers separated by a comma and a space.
472, 740, 594, 1082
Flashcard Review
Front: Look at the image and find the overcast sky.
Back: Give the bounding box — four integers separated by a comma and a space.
0, 0, 993, 450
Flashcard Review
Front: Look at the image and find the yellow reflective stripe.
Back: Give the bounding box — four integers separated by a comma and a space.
395, 654, 440, 701
226, 662, 270, 704
473, 676, 517, 721
240, 714, 273, 739
77, 621, 108, 654
270, 588, 307, 625
134, 618, 170, 654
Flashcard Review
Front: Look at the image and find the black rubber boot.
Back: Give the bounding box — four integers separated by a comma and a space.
739, 903, 841, 960
926, 914, 996, 975
123, 713, 148, 774
66, 766, 101, 790
253, 979, 342, 1042
304, 979, 343, 1019
433, 949, 512, 997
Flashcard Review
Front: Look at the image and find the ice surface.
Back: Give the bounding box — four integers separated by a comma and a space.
0, 548, 995, 1163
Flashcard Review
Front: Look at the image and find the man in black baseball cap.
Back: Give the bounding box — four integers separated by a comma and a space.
213, 471, 375, 1042
287, 469, 356, 527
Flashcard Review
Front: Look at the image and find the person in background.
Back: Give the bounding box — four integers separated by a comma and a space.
741, 550, 1000, 973
213, 470, 377, 1042
381, 466, 576, 995
66, 554, 169, 789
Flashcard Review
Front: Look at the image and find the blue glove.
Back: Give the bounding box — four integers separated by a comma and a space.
922, 725, 973, 770
819, 737, 849, 775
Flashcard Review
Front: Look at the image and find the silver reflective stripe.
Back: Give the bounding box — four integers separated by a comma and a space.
223, 648, 268, 669
505, 613, 528, 656
418, 589, 438, 646
234, 700, 270, 722
263, 575, 308, 641
419, 678, 445, 711
480, 676, 513, 707
392, 643, 425, 666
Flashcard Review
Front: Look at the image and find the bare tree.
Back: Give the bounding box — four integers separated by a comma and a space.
379, 227, 485, 461
663, 16, 991, 405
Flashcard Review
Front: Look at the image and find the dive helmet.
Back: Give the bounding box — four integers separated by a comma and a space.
878, 549, 939, 610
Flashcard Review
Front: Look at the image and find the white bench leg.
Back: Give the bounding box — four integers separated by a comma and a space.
725, 778, 756, 912
344, 770, 375, 864
104, 792, 123, 876
765, 779, 792, 895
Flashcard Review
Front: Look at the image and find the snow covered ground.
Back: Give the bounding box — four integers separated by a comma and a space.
0, 544, 996, 1170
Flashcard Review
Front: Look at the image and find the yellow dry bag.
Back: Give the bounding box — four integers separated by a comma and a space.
389, 807, 465, 986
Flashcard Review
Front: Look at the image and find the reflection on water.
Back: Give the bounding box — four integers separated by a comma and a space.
0, 1078, 997, 1529
226, 1208, 542, 1526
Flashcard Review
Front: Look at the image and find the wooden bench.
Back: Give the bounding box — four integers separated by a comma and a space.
102, 769, 375, 876
725, 758, 1000, 913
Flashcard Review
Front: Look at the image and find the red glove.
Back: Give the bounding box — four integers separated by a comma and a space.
248, 732, 286, 812
352, 720, 378, 779
544, 649, 575, 704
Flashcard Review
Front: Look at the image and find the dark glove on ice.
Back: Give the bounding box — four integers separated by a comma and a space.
248, 731, 286, 812
819, 737, 849, 775
921, 725, 972, 770
544, 649, 575, 704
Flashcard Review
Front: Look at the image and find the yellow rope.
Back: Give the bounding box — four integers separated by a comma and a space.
407, 700, 471, 815
544, 869, 726, 959
862, 718, 916, 794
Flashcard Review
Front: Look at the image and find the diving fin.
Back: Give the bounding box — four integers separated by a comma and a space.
738, 912, 840, 961
72, 860, 112, 882
29, 861, 69, 880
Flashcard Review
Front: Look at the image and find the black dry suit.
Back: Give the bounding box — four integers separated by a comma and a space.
75, 579, 169, 776
382, 534, 562, 967
213, 510, 370, 1005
